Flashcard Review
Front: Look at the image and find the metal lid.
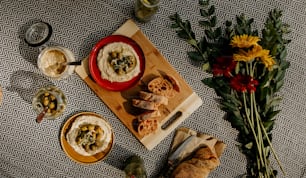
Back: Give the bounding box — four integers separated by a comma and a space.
25, 22, 52, 47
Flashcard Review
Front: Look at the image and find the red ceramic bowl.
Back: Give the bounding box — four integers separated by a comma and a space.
89, 35, 145, 91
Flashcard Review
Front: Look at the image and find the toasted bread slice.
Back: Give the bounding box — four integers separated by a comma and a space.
148, 77, 175, 98
132, 99, 159, 110
139, 91, 168, 105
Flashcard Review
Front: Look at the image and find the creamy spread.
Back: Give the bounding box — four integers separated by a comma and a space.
66, 115, 112, 156
97, 42, 141, 82
39, 49, 67, 78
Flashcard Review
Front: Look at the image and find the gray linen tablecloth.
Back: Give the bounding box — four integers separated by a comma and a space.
1, 0, 305, 177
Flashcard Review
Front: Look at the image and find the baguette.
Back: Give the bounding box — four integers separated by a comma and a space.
171, 146, 220, 178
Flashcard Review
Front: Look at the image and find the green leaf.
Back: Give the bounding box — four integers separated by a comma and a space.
205, 29, 214, 39
177, 30, 190, 39
199, 36, 208, 51
169, 13, 178, 21
199, 0, 210, 6
187, 51, 204, 61
220, 100, 238, 111
200, 9, 209, 17
259, 87, 269, 102
187, 39, 198, 46
280, 60, 290, 70
202, 62, 210, 72
214, 27, 222, 38
275, 79, 284, 91
225, 20, 232, 27
210, 16, 217, 27
245, 142, 253, 149
263, 120, 275, 132
266, 110, 281, 119
184, 20, 193, 34
229, 111, 246, 132
247, 18, 254, 26
202, 77, 214, 88
199, 20, 211, 27
274, 69, 285, 82
170, 23, 180, 28
265, 96, 282, 113
208, 5, 215, 15
279, 48, 287, 60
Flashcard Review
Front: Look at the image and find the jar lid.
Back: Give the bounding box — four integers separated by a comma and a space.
25, 22, 52, 47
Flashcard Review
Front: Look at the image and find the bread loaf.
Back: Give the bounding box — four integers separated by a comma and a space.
171, 146, 220, 178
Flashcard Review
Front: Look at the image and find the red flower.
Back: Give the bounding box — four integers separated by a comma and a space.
230, 74, 259, 93
212, 56, 237, 77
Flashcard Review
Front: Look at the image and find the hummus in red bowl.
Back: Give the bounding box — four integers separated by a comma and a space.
89, 35, 145, 91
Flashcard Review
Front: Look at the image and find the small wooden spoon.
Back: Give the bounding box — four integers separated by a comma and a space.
36, 107, 48, 123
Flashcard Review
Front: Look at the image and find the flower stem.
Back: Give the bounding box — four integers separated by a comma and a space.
259, 116, 286, 175
243, 92, 264, 166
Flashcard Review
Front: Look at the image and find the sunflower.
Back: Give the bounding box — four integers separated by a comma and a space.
260, 54, 276, 71
230, 34, 260, 48
233, 45, 264, 62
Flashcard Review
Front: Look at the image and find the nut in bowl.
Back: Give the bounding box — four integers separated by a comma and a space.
32, 86, 67, 120
37, 46, 75, 80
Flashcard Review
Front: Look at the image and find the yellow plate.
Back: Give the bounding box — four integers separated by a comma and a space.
60, 112, 114, 164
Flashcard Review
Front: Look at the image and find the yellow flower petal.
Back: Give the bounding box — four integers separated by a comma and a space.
260, 54, 276, 71
230, 34, 260, 48
233, 45, 263, 62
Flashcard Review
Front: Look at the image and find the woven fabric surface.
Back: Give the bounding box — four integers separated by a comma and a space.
0, 0, 305, 177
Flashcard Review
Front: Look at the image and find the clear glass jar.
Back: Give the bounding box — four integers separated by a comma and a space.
25, 22, 76, 80
32, 86, 67, 120
135, 0, 160, 22
37, 46, 76, 80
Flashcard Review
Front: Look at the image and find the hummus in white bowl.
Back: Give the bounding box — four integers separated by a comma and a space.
97, 42, 141, 82
66, 114, 113, 156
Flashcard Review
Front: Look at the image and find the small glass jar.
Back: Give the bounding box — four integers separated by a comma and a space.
32, 86, 67, 120
25, 22, 76, 80
135, 0, 160, 22
37, 46, 76, 80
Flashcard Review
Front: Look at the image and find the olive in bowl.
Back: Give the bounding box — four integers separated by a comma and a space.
32, 86, 67, 120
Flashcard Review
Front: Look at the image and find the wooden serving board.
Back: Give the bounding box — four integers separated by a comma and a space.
75, 19, 202, 150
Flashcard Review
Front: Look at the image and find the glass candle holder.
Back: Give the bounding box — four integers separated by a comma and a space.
135, 0, 160, 22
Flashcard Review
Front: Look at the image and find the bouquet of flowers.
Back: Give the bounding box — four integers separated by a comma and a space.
169, 0, 291, 177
